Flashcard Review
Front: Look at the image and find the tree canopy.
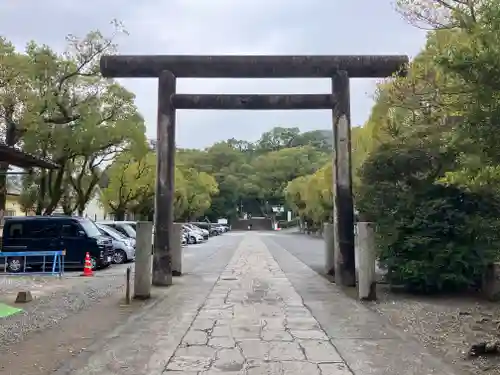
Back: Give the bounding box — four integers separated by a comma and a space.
101, 127, 333, 222
285, 0, 500, 292
1, 23, 146, 218
1, 23, 336, 223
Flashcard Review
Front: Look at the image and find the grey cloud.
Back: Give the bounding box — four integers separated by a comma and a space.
1, 0, 426, 148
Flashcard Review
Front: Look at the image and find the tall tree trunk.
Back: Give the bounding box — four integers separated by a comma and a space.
0, 162, 9, 226
77, 197, 86, 217
114, 209, 125, 221
44, 165, 66, 215
62, 204, 73, 215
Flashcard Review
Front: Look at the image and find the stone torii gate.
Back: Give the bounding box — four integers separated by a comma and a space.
100, 55, 408, 287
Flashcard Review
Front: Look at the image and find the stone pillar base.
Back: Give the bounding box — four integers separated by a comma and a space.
172, 223, 183, 276
483, 263, 500, 301
356, 222, 376, 301
134, 221, 153, 299
324, 222, 335, 276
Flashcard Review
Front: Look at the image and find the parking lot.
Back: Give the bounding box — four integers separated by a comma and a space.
0, 228, 238, 337
0, 220, 231, 297
0, 228, 240, 375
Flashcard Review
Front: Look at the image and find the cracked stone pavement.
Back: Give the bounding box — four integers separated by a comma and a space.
165, 235, 350, 375
55, 232, 458, 375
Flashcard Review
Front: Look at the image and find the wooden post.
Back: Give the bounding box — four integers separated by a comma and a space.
332, 71, 356, 287
152, 70, 176, 287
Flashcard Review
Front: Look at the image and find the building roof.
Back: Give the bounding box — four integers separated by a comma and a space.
0, 144, 59, 169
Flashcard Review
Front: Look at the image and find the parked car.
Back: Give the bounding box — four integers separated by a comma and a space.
195, 226, 211, 239
182, 225, 204, 244
184, 223, 209, 240
181, 231, 188, 246
96, 223, 136, 264
2, 216, 113, 272
189, 222, 215, 237
97, 221, 136, 239
212, 224, 226, 234
217, 224, 230, 232
117, 221, 137, 231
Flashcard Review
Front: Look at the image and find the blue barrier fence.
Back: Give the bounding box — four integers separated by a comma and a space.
0, 251, 65, 276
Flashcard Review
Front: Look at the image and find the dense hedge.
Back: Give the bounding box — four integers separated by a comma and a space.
357, 142, 500, 293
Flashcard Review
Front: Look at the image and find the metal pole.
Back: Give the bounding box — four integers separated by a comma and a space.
331, 71, 356, 287
152, 70, 176, 286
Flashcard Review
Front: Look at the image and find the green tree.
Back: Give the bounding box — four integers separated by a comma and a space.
285, 162, 334, 229
0, 37, 35, 218
181, 168, 219, 220
356, 140, 500, 292
249, 146, 327, 215
14, 26, 145, 215
284, 176, 308, 216
347, 1, 500, 292
256, 126, 301, 152
290, 129, 333, 152
100, 151, 156, 220
396, 0, 478, 29
179, 142, 251, 221
177, 129, 333, 222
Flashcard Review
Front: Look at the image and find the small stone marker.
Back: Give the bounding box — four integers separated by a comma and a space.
15, 291, 33, 303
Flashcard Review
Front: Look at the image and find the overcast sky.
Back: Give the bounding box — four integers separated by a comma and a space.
1, 0, 426, 149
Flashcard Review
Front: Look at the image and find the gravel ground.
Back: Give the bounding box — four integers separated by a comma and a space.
0, 234, 239, 374
0, 285, 146, 375
0, 274, 62, 294
0, 265, 131, 348
270, 231, 500, 375
369, 287, 500, 375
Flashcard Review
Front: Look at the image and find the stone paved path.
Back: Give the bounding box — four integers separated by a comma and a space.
165, 235, 351, 374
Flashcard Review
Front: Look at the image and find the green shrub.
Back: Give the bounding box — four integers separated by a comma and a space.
357, 142, 500, 293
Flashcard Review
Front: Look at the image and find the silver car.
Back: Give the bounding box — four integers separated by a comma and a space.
96, 223, 135, 264
97, 221, 137, 239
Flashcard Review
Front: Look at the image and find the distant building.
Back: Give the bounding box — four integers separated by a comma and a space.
79, 192, 107, 221
4, 186, 24, 217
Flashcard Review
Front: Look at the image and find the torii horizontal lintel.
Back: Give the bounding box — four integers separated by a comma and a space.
170, 94, 336, 110
100, 55, 408, 79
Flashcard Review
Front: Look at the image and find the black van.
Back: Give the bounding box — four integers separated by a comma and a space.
2, 216, 114, 272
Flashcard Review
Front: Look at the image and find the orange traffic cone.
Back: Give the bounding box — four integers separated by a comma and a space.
81, 252, 94, 277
